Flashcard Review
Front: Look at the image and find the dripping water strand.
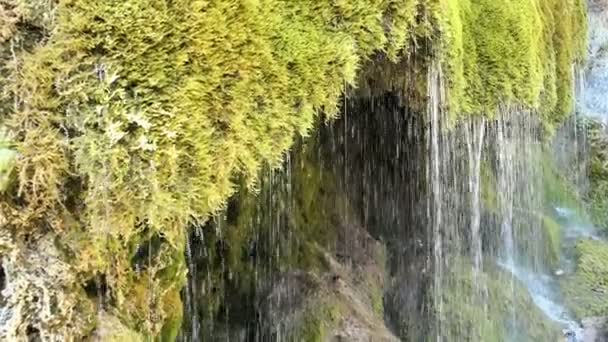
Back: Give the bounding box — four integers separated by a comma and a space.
497, 110, 518, 332
427, 61, 443, 342
466, 118, 486, 276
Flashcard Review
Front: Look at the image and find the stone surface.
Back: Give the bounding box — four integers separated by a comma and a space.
0, 231, 95, 341
89, 312, 143, 342
582, 317, 608, 342
257, 223, 398, 342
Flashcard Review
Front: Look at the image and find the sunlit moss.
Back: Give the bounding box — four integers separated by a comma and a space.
1, 0, 420, 337
0, 0, 588, 338
440, 0, 587, 127
0, 130, 17, 192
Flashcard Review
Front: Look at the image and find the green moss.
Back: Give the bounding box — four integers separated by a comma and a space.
440, 0, 587, 126
0, 150, 16, 193
292, 297, 344, 342
441, 261, 562, 341
104, 330, 145, 342
368, 247, 388, 317
562, 239, 608, 319
0, 1, 420, 336
542, 215, 562, 268
585, 120, 608, 231
0, 0, 588, 338
159, 289, 183, 342
541, 148, 583, 211
0, 128, 16, 192
588, 183, 608, 231
93, 312, 145, 342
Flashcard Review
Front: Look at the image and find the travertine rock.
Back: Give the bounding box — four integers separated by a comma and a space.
0, 231, 95, 341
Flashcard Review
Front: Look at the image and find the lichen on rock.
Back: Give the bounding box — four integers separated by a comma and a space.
0, 231, 96, 341
0, 130, 16, 193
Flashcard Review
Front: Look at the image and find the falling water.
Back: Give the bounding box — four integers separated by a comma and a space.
496, 116, 515, 266
466, 118, 486, 277
427, 62, 444, 341
177, 57, 589, 342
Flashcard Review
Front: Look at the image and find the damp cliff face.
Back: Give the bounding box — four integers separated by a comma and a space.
585, 0, 608, 121
560, 0, 608, 326
0, 0, 588, 340
583, 0, 608, 231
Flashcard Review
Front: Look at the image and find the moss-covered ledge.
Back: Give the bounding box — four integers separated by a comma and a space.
0, 0, 588, 339
440, 0, 587, 128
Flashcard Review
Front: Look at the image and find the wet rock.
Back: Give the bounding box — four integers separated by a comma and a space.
581, 317, 608, 342
0, 231, 96, 340
562, 239, 608, 319
563, 329, 577, 342
257, 224, 398, 342
89, 311, 144, 341
589, 0, 608, 13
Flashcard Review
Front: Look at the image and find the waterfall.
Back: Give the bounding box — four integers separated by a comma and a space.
176, 55, 590, 342
420, 83, 589, 340
466, 118, 486, 277
427, 62, 444, 341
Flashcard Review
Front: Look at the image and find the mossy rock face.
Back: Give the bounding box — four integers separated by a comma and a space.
158, 289, 183, 342
257, 229, 396, 342
585, 120, 608, 231
440, 262, 562, 341
562, 239, 608, 319
90, 312, 145, 342
0, 0, 422, 338
441, 0, 587, 128
542, 215, 563, 269
0, 0, 588, 339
